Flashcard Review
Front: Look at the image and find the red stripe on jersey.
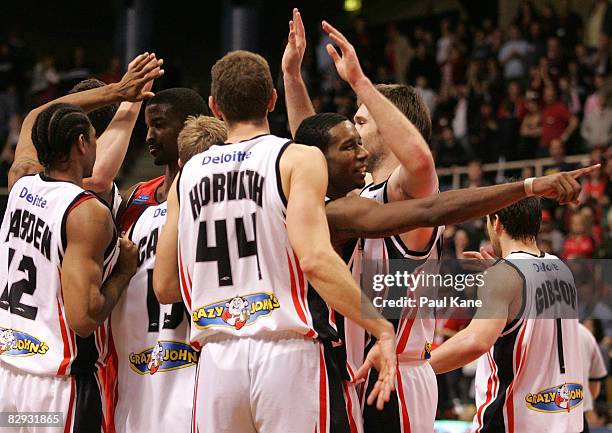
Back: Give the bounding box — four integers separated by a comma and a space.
341, 381, 359, 433
178, 245, 192, 309
396, 303, 418, 354
476, 353, 496, 432
101, 322, 118, 433
120, 175, 164, 233
286, 251, 315, 338
64, 376, 76, 433
318, 346, 328, 433
292, 251, 315, 337
505, 322, 528, 433
396, 364, 412, 433
56, 299, 71, 375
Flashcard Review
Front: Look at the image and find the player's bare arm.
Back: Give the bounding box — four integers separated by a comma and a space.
9, 52, 164, 191
61, 199, 137, 337
323, 20, 437, 250
428, 262, 523, 374
282, 8, 316, 137
153, 174, 181, 304
327, 165, 598, 246
282, 143, 396, 410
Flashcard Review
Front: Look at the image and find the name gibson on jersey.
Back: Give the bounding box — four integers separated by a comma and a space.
188, 169, 265, 219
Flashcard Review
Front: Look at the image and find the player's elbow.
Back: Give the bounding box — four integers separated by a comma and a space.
153, 268, 181, 305
84, 175, 113, 194
298, 250, 334, 281
66, 313, 99, 338
411, 152, 436, 177
467, 333, 493, 357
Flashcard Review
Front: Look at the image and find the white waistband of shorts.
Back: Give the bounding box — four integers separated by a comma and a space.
200, 330, 317, 345
397, 354, 428, 365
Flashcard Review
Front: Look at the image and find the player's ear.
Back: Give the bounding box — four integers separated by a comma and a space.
267, 89, 278, 114
77, 133, 87, 155
208, 96, 223, 120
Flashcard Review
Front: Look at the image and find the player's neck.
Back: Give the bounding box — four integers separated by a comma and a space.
44, 166, 84, 188
501, 237, 541, 258
157, 162, 179, 202
225, 119, 270, 144
371, 154, 399, 184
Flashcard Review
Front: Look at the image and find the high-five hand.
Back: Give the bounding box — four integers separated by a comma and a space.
116, 53, 165, 102
282, 8, 307, 78
322, 20, 367, 88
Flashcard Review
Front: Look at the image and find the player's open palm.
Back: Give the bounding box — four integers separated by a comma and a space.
322, 20, 366, 88
282, 8, 306, 76
117, 53, 165, 102
354, 331, 397, 410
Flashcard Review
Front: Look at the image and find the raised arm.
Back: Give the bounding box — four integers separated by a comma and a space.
153, 175, 181, 304
282, 8, 316, 137
322, 20, 437, 200
282, 143, 396, 409
9, 53, 164, 191
61, 199, 137, 337
428, 262, 522, 374
327, 165, 598, 246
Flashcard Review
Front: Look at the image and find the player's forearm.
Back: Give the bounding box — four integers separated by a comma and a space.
429, 329, 490, 374
352, 77, 435, 178
85, 101, 142, 193
283, 73, 316, 138
153, 246, 182, 304
91, 270, 132, 324
301, 249, 393, 339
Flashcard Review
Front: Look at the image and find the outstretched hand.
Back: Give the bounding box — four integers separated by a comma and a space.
532, 164, 600, 204
462, 247, 498, 272
282, 8, 307, 77
116, 53, 165, 102
321, 20, 367, 88
353, 331, 397, 410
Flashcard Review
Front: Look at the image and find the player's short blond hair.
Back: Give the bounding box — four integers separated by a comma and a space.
178, 115, 228, 163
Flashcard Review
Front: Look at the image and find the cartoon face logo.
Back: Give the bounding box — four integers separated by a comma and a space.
221, 297, 251, 330
555, 384, 570, 410
422, 342, 432, 360
0, 329, 17, 355
147, 342, 164, 375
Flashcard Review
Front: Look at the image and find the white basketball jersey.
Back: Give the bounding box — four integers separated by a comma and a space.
356, 181, 443, 361
474, 252, 583, 433
111, 202, 196, 433
0, 174, 119, 376
178, 135, 335, 347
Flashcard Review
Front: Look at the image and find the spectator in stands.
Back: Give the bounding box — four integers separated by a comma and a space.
434, 125, 467, 168
585, 0, 610, 50
61, 47, 93, 92
497, 80, 525, 159
544, 138, 575, 175
30, 55, 59, 106
563, 212, 595, 259
462, 159, 490, 188
590, 34, 612, 76
384, 22, 411, 84
540, 3, 558, 39
414, 75, 436, 115
515, 0, 538, 29
555, 0, 583, 46
471, 29, 489, 61
526, 21, 546, 67
437, 18, 454, 65
498, 25, 530, 80
470, 101, 498, 162
349, 16, 373, 74
540, 209, 565, 255
519, 90, 542, 159
540, 84, 578, 156
408, 42, 439, 88
545, 36, 565, 78
558, 76, 581, 115
581, 75, 612, 149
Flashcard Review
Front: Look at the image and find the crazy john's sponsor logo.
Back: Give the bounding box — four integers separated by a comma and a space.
0, 328, 49, 356
192, 293, 280, 330
525, 383, 583, 413
129, 341, 198, 375
421, 341, 432, 360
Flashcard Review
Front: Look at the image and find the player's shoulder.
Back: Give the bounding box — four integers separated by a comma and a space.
485, 258, 525, 291
281, 142, 326, 168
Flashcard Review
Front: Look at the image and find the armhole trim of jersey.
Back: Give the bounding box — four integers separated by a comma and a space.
510, 250, 545, 258
589, 375, 608, 381
275, 139, 293, 208
176, 167, 183, 206
126, 204, 150, 242
499, 259, 527, 335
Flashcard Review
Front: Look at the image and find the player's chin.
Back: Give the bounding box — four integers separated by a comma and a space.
152, 156, 167, 166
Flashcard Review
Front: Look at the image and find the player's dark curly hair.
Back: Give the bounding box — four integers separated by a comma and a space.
295, 113, 349, 154
69, 78, 118, 136
147, 88, 208, 122
489, 196, 542, 241
31, 103, 92, 169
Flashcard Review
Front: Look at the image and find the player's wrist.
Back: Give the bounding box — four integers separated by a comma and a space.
524, 177, 535, 197
104, 82, 126, 103
351, 75, 372, 94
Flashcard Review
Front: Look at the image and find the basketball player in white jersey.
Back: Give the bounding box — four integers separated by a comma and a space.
8, 53, 164, 209
430, 197, 585, 433
153, 50, 398, 433
293, 112, 597, 432
111, 116, 227, 433
0, 103, 138, 432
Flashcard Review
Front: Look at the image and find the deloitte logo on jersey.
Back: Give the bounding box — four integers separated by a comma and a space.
525, 383, 583, 413
0, 328, 49, 357
192, 293, 281, 330
129, 341, 198, 375
201, 150, 251, 165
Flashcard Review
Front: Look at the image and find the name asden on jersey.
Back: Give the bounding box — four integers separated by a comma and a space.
5, 208, 52, 260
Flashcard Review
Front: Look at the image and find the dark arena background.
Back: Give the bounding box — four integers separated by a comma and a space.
1, 0, 612, 432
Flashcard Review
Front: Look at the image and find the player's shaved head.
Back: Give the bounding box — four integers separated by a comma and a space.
295, 113, 349, 154
210, 50, 274, 123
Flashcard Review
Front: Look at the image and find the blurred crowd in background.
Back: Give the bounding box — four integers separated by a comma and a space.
1, 0, 612, 428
